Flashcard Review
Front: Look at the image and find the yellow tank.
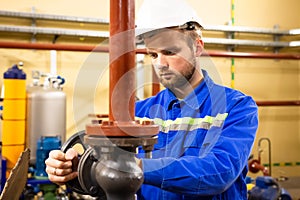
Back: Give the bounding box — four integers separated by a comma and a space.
1, 64, 26, 172
3, 99, 26, 120
2, 120, 26, 145
3, 79, 26, 99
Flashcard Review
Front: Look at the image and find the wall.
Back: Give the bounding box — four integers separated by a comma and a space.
0, 0, 299, 179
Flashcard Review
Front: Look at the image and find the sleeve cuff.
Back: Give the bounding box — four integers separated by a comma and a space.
142, 158, 164, 186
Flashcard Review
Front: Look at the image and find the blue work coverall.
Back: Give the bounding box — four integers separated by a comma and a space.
135, 70, 258, 200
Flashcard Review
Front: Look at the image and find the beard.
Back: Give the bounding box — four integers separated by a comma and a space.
157, 58, 197, 90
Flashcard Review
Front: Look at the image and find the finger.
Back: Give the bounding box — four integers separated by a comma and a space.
49, 150, 67, 161
65, 148, 79, 160
48, 171, 78, 185
45, 156, 73, 169
45, 166, 73, 177
55, 167, 74, 176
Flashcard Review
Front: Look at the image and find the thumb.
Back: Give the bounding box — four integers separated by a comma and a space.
65, 148, 80, 172
65, 148, 78, 160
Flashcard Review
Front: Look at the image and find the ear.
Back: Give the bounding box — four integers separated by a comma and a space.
194, 38, 204, 57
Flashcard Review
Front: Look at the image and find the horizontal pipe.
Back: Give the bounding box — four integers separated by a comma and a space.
89, 100, 300, 118
256, 101, 300, 106
204, 25, 300, 36
0, 10, 109, 24
1, 10, 299, 36
1, 25, 300, 48
203, 50, 300, 59
87, 102, 300, 108
0, 41, 299, 59
203, 38, 294, 48
0, 41, 108, 52
0, 25, 109, 38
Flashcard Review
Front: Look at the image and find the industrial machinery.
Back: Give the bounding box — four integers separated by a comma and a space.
249, 138, 272, 176
248, 176, 292, 200
60, 0, 159, 199
62, 127, 157, 199
35, 136, 61, 178
25, 70, 67, 198
1, 66, 67, 198
1, 63, 27, 173
26, 70, 66, 167
248, 138, 292, 200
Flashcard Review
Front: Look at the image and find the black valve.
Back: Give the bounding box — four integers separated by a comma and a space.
61, 131, 106, 199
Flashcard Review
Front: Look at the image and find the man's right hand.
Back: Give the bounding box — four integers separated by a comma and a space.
45, 148, 79, 185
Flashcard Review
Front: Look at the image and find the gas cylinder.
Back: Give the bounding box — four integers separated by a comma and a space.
2, 63, 27, 171
26, 71, 66, 164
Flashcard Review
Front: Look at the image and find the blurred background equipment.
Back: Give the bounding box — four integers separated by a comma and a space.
34, 136, 61, 178
1, 63, 26, 174
0, 65, 67, 199
248, 137, 272, 176
26, 70, 66, 167
248, 176, 292, 200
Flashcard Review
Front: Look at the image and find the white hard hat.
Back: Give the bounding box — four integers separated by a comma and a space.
135, 0, 204, 37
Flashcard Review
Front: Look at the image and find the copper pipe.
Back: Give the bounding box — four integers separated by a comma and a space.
152, 67, 160, 96
204, 50, 300, 60
109, 0, 135, 122
256, 100, 300, 106
1, 41, 300, 106
0, 41, 300, 60
0, 41, 108, 52
258, 138, 272, 176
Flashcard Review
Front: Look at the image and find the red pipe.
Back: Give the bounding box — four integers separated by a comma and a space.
0, 41, 300, 60
152, 68, 160, 96
109, 0, 135, 122
203, 51, 300, 60
1, 41, 299, 107
256, 101, 300, 106
0, 41, 107, 52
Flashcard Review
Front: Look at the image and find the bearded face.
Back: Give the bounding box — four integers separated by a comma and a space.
144, 29, 199, 90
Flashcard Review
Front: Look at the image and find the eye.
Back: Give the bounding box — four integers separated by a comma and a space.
148, 52, 158, 59
162, 49, 176, 56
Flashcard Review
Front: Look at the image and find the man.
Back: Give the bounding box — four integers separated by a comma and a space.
45, 0, 258, 199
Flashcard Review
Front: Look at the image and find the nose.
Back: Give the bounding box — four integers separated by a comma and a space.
153, 54, 168, 70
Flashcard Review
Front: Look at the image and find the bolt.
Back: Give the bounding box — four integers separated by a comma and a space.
89, 151, 98, 162
89, 186, 97, 194
142, 120, 153, 125
102, 120, 114, 126
91, 119, 102, 124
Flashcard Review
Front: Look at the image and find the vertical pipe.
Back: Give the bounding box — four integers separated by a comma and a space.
109, 0, 136, 122
230, 0, 235, 89
152, 68, 160, 96
231, 0, 235, 26
50, 50, 57, 75
231, 58, 235, 88
258, 138, 272, 176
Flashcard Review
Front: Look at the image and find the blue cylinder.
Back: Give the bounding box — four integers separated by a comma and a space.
35, 136, 61, 179
4, 64, 26, 79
